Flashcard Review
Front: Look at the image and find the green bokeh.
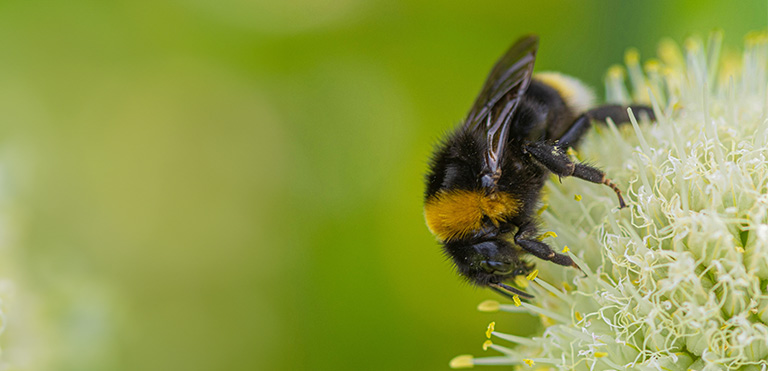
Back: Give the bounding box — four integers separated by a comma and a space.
0, 0, 764, 370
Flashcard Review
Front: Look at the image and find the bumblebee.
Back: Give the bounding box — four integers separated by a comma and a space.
424, 35, 654, 299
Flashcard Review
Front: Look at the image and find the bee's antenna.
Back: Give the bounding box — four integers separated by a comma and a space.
489, 282, 534, 300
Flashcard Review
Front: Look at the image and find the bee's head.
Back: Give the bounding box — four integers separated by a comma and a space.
444, 238, 533, 298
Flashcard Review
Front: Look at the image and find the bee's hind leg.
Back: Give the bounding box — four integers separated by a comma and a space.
514, 222, 575, 268
557, 105, 655, 148
556, 114, 591, 149
586, 104, 655, 123
524, 141, 627, 208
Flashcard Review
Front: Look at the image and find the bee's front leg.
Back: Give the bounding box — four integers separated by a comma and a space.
524, 141, 626, 208
513, 222, 575, 268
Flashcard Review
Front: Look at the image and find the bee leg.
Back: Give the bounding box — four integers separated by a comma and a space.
558, 106, 655, 148
524, 141, 626, 208
556, 114, 591, 148
514, 223, 575, 267
586, 104, 655, 123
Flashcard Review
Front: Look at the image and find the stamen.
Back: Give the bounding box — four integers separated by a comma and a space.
522, 359, 535, 367
526, 269, 538, 281
448, 355, 474, 369
477, 300, 500, 312
485, 322, 495, 338
482, 340, 492, 351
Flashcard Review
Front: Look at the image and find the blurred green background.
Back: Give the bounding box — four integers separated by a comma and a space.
0, 0, 765, 370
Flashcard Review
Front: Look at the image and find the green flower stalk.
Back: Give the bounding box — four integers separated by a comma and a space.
451, 31, 768, 370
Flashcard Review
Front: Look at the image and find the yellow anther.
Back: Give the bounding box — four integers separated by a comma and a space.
684, 38, 701, 53
574, 311, 583, 321
485, 322, 495, 338
513, 295, 521, 307
449, 355, 474, 369
644, 59, 661, 73
574, 194, 582, 201
594, 352, 608, 358
537, 204, 549, 216
482, 340, 492, 351
562, 245, 570, 253
658, 38, 683, 67
746, 30, 768, 46
625, 48, 640, 65
477, 300, 500, 312
538, 231, 557, 241
526, 269, 539, 281
523, 359, 535, 367
607, 65, 625, 79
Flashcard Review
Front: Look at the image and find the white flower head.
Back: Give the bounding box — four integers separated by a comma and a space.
453, 31, 768, 370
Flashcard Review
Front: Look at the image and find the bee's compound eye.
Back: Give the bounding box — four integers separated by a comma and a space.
480, 260, 513, 275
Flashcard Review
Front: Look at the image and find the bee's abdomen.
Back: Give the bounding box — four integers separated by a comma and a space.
533, 72, 596, 114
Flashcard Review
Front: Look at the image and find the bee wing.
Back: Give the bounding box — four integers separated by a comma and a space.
464, 35, 538, 178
